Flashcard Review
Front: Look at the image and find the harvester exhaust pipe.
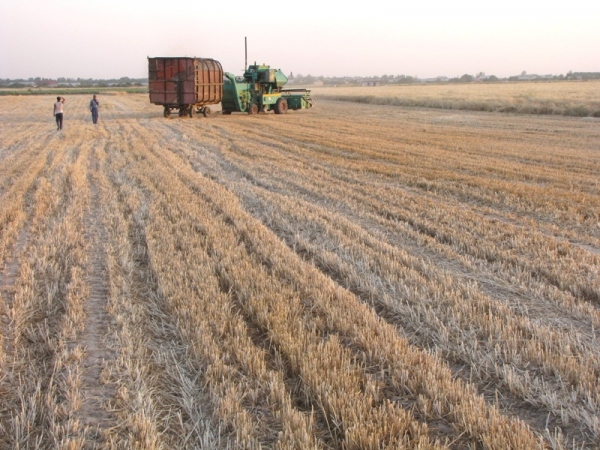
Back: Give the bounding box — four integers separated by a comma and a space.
245, 37, 247, 71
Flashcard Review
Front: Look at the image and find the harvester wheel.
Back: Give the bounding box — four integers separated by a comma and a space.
203, 107, 212, 117
164, 107, 171, 118
222, 110, 232, 115
188, 106, 194, 118
274, 97, 288, 114
247, 104, 259, 115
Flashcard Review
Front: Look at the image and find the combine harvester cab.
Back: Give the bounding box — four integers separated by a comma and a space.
221, 63, 312, 115
148, 57, 223, 118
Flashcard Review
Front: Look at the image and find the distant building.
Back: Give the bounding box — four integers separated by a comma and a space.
421, 77, 449, 83
361, 80, 380, 87
518, 74, 537, 81
8, 81, 35, 87
516, 73, 553, 81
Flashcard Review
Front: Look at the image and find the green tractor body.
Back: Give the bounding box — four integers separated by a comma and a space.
222, 64, 312, 115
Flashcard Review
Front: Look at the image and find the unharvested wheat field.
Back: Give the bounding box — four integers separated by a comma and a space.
316, 81, 600, 117
0, 93, 599, 449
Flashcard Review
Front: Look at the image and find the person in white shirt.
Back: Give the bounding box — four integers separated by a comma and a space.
53, 96, 65, 130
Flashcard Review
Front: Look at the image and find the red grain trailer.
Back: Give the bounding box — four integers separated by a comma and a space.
148, 57, 223, 118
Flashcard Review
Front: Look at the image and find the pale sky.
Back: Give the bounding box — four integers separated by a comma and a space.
0, 0, 597, 79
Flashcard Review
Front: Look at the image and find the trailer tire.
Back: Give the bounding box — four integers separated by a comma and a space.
164, 107, 171, 119
222, 110, 232, 115
274, 98, 288, 114
188, 106, 194, 118
203, 107, 212, 117
248, 104, 259, 115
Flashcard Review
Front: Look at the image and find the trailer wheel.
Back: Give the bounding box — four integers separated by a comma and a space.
222, 110, 232, 115
247, 104, 259, 115
203, 107, 212, 117
164, 107, 171, 118
188, 106, 194, 118
274, 98, 288, 114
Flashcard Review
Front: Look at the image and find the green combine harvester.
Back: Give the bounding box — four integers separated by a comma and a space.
221, 63, 312, 115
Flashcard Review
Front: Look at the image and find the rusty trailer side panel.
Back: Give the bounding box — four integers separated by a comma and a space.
148, 57, 223, 107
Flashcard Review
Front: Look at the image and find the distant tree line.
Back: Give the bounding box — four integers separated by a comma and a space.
0, 77, 147, 88
290, 71, 600, 86
2, 71, 599, 89
292, 74, 420, 86
569, 72, 600, 80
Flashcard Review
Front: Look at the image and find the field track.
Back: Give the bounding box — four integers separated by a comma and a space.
0, 94, 599, 449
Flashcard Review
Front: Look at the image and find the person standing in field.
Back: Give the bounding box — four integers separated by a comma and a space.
89, 94, 99, 124
53, 96, 65, 130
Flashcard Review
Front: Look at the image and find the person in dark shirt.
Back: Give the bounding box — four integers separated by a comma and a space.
90, 94, 100, 124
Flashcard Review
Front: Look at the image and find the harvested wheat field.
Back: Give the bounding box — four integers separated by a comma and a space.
0, 93, 599, 449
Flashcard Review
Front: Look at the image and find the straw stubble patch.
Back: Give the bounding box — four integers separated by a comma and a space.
1, 93, 599, 449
